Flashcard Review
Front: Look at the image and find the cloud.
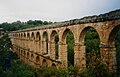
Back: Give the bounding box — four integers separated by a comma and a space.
0, 0, 119, 23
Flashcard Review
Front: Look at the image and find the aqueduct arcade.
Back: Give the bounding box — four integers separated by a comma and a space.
9, 19, 120, 72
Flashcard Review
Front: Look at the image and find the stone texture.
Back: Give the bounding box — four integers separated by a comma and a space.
9, 19, 120, 72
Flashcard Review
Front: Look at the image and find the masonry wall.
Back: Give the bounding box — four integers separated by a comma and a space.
9, 19, 120, 72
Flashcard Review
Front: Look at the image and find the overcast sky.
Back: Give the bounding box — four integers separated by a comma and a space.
0, 0, 120, 23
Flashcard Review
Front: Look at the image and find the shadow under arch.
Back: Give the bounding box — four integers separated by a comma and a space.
36, 32, 41, 40
42, 31, 48, 54
24, 33, 26, 39
19, 33, 20, 38
20, 50, 23, 55
36, 56, 40, 63
50, 30, 59, 59
31, 32, 35, 40
108, 25, 120, 46
61, 28, 75, 67
31, 54, 34, 61
108, 25, 120, 75
79, 26, 100, 45
42, 59, 48, 67
31, 32, 35, 52
36, 32, 41, 52
51, 63, 56, 68
23, 51, 26, 57
21, 33, 23, 39
27, 52, 30, 59
79, 26, 100, 68
36, 56, 40, 65
27, 33, 30, 39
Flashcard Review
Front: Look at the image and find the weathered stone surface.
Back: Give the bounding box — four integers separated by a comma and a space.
9, 18, 120, 72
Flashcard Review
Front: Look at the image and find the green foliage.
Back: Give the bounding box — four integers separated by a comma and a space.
66, 31, 74, 66
9, 61, 35, 77
36, 67, 69, 77
85, 28, 100, 54
0, 20, 52, 31
80, 53, 114, 77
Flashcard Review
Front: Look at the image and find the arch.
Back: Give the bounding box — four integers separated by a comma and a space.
36, 32, 41, 40
19, 33, 20, 38
31, 32, 35, 40
50, 30, 58, 42
50, 30, 59, 59
43, 31, 48, 40
24, 33, 26, 39
61, 28, 75, 43
61, 28, 75, 66
24, 51, 26, 57
27, 52, 30, 59
51, 63, 56, 67
21, 33, 23, 38
79, 26, 100, 44
30, 32, 36, 52
20, 50, 23, 55
36, 32, 41, 52
42, 31, 48, 54
108, 25, 120, 74
42, 59, 48, 67
79, 26, 100, 68
31, 54, 34, 60
108, 25, 120, 46
27, 33, 30, 39
36, 56, 40, 63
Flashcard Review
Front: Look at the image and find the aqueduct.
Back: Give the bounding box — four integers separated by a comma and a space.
8, 19, 120, 72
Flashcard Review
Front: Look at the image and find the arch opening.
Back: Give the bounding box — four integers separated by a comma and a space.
27, 52, 29, 59
43, 32, 48, 54
36, 56, 40, 63
31, 32, 35, 40
19, 34, 20, 38
51, 63, 56, 68
108, 25, 120, 76
24, 33, 26, 39
27, 33, 30, 39
21, 33, 23, 38
50, 30, 59, 59
27, 33, 30, 50
36, 32, 41, 40
42, 59, 48, 67
62, 29, 74, 67
31, 54, 34, 60
36, 32, 41, 52
31, 32, 35, 52
79, 27, 100, 68
24, 51, 26, 57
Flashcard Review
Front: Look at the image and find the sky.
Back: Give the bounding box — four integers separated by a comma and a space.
0, 0, 120, 23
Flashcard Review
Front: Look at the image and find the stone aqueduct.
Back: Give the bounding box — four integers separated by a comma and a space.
9, 19, 120, 72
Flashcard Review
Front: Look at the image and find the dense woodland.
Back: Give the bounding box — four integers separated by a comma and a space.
0, 9, 120, 77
